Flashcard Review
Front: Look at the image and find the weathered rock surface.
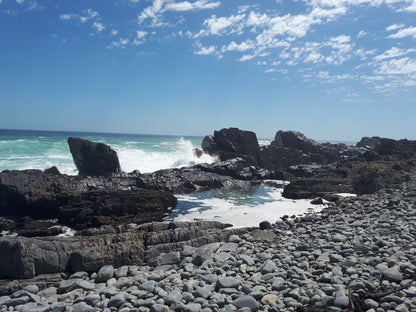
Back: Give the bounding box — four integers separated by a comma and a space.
0, 170, 177, 230
68, 137, 121, 176
201, 128, 262, 165
0, 221, 240, 279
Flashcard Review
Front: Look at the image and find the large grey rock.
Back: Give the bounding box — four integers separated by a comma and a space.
108, 293, 126, 308
68, 137, 121, 176
96, 265, 114, 283
20, 302, 49, 312
217, 277, 240, 289
232, 296, 260, 311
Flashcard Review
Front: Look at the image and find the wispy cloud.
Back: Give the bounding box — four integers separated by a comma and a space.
138, 0, 220, 26
387, 26, 416, 38
374, 47, 416, 61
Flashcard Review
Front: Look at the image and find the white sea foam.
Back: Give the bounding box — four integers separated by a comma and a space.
258, 139, 272, 146
116, 137, 216, 173
170, 186, 325, 228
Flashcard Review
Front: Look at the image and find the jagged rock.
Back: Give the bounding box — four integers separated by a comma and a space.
68, 137, 121, 176
260, 130, 342, 170
274, 130, 321, 153
44, 167, 60, 175
201, 128, 262, 165
195, 158, 287, 181
357, 136, 416, 157
0, 170, 177, 231
0, 221, 243, 279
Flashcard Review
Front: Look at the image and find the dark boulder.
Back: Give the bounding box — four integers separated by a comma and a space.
201, 128, 262, 165
274, 130, 321, 153
260, 131, 341, 170
43, 166, 60, 175
357, 136, 416, 157
68, 137, 121, 176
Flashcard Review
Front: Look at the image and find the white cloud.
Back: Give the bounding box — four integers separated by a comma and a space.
239, 54, 255, 61
139, 0, 221, 26
16, 0, 24, 3
221, 40, 255, 52
387, 26, 416, 38
377, 57, 416, 75
136, 30, 148, 38
400, 0, 416, 12
385, 23, 404, 31
164, 0, 221, 12
357, 30, 367, 38
374, 47, 416, 61
111, 29, 118, 36
60, 14, 72, 20
93, 21, 105, 32
138, 0, 165, 25
195, 14, 246, 37
194, 44, 216, 55
109, 38, 130, 49
305, 51, 324, 63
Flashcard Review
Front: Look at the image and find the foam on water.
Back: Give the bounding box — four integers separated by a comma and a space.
166, 185, 325, 228
115, 137, 216, 173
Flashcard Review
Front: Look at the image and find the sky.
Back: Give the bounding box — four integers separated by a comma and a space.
0, 0, 416, 141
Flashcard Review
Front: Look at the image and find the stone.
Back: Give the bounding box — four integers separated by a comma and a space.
333, 289, 349, 307
261, 294, 278, 306
232, 296, 260, 311
108, 293, 126, 308
114, 266, 129, 278
22, 285, 39, 294
140, 280, 156, 293
260, 259, 277, 274
259, 221, 272, 230
20, 302, 49, 312
217, 277, 240, 289
151, 304, 169, 312
68, 137, 121, 176
364, 299, 379, 309
96, 265, 115, 282
71, 302, 93, 312
183, 303, 201, 312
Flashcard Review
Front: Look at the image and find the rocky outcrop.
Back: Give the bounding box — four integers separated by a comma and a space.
0, 170, 176, 231
202, 128, 262, 165
261, 130, 363, 171
274, 130, 321, 153
0, 221, 241, 279
68, 137, 121, 176
357, 136, 416, 157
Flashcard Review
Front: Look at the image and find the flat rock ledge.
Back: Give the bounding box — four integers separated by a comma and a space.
0, 221, 244, 280
1, 174, 416, 312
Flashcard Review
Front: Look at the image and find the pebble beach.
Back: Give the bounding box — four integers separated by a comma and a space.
1, 171, 416, 312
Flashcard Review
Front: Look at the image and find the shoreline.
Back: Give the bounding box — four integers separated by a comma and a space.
1, 172, 416, 310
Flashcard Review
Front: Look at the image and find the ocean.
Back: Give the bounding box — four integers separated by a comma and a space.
0, 129, 324, 229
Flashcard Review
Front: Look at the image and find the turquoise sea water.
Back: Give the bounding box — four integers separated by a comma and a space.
0, 129, 326, 228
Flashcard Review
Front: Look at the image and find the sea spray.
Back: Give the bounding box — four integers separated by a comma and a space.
0, 130, 216, 174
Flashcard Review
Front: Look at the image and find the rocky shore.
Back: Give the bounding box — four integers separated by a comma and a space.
1, 128, 416, 311
1, 173, 416, 311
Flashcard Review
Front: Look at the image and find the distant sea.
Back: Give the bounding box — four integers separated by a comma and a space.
0, 129, 328, 228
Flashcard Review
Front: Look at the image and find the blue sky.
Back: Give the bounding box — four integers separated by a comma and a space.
1, 0, 416, 140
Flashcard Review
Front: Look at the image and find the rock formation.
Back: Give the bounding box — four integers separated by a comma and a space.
68, 137, 121, 176
0, 221, 241, 279
201, 128, 262, 165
